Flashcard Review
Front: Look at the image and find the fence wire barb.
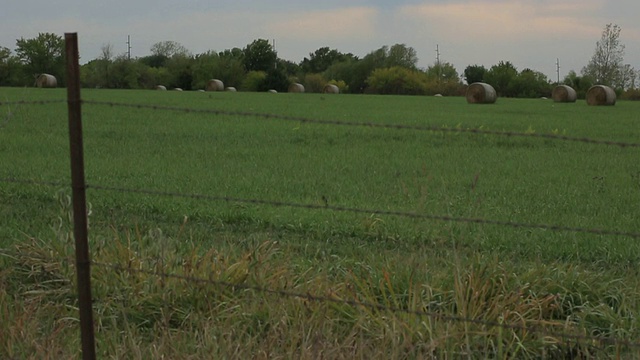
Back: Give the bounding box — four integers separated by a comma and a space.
89, 259, 640, 349
81, 100, 640, 148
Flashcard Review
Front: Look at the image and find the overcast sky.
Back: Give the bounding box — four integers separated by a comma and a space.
2, 0, 639, 81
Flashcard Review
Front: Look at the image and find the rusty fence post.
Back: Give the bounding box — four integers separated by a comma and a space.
65, 32, 97, 360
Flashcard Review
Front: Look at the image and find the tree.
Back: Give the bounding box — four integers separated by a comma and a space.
563, 70, 594, 99
150, 41, 191, 59
617, 64, 637, 90
15, 32, 65, 84
425, 62, 459, 82
509, 69, 552, 98
463, 65, 486, 84
484, 61, 518, 97
385, 44, 418, 70
0, 46, 22, 86
301, 47, 351, 74
582, 23, 625, 87
261, 67, 290, 92
243, 39, 277, 72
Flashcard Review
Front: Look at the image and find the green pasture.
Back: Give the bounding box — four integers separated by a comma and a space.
1, 87, 640, 357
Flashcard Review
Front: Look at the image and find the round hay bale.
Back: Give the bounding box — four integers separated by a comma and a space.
288, 83, 305, 93
434, 94, 443, 97
173, 87, 183, 91
552, 85, 577, 103
35, 73, 57, 88
586, 85, 616, 106
268, 89, 278, 93
466, 82, 497, 104
225, 87, 237, 92
323, 84, 339, 94
155, 85, 167, 91
206, 79, 224, 92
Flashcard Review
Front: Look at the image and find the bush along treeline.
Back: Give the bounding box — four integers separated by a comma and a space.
1, 27, 639, 98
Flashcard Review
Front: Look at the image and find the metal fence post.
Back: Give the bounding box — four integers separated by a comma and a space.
65, 32, 97, 360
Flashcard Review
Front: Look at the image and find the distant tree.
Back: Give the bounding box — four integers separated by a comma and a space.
616, 64, 637, 90
243, 39, 277, 72
324, 59, 360, 93
484, 61, 518, 96
142, 41, 191, 69
509, 69, 552, 98
96, 43, 114, 88
277, 59, 301, 77
301, 47, 351, 74
151, 41, 191, 59
425, 62, 459, 82
463, 65, 486, 84
563, 70, 594, 98
424, 62, 462, 95
385, 44, 418, 69
582, 23, 625, 87
219, 47, 244, 61
15, 32, 65, 84
0, 46, 22, 86
261, 67, 290, 92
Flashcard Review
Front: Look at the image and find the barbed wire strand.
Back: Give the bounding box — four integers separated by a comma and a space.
0, 99, 66, 107
1, 177, 637, 239
82, 100, 640, 148
89, 259, 640, 349
86, 183, 640, 239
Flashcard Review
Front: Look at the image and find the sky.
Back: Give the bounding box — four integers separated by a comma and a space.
2, 0, 639, 81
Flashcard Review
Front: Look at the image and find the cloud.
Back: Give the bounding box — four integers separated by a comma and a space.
399, 0, 605, 42
265, 7, 380, 42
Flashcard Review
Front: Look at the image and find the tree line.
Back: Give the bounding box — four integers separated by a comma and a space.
1, 24, 638, 99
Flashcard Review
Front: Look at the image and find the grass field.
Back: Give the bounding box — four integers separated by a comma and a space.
1, 87, 640, 358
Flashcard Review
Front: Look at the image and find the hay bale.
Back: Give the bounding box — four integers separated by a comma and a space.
586, 85, 616, 106
155, 85, 167, 91
225, 87, 237, 92
288, 83, 305, 93
206, 79, 224, 92
466, 82, 497, 104
434, 94, 443, 97
552, 85, 577, 103
268, 89, 278, 93
323, 84, 339, 94
35, 73, 57, 88
173, 87, 183, 91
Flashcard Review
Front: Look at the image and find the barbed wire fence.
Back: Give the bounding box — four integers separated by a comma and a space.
1, 34, 640, 358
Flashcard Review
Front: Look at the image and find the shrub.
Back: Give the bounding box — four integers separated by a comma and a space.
620, 89, 640, 100
303, 73, 327, 93
240, 71, 267, 92
365, 66, 428, 95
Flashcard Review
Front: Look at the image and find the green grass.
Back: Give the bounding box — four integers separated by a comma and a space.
1, 87, 640, 358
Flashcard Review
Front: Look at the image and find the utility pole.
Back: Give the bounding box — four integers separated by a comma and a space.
556, 58, 560, 84
126, 35, 132, 60
436, 44, 441, 83
272, 39, 277, 69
